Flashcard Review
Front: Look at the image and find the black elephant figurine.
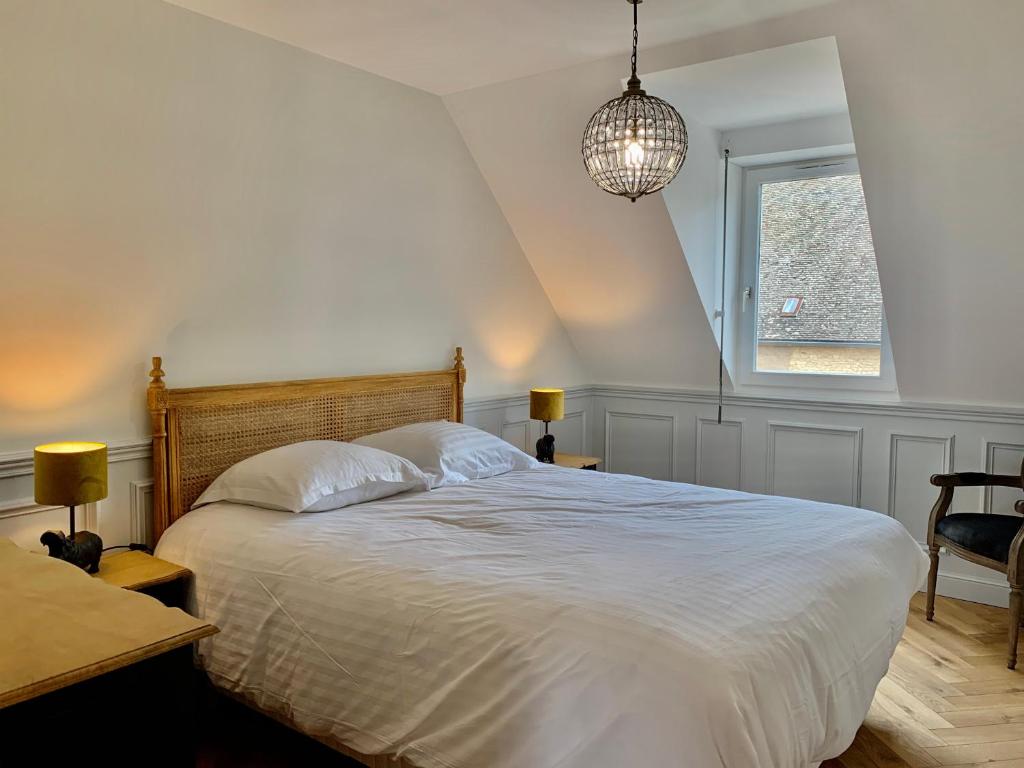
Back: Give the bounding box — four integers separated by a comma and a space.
40, 530, 103, 574
535, 434, 555, 464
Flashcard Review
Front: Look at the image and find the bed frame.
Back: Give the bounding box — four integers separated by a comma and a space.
145, 348, 466, 767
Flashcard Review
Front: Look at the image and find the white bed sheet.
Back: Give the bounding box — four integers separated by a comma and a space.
156, 466, 927, 768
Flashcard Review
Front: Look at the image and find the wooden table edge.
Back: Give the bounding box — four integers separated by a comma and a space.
0, 622, 218, 709
107, 567, 193, 591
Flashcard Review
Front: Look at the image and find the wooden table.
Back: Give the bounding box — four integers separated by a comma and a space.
93, 549, 191, 591
0, 538, 216, 762
554, 453, 603, 470
93, 548, 193, 607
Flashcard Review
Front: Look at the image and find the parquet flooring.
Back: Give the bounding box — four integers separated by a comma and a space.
825, 593, 1018, 768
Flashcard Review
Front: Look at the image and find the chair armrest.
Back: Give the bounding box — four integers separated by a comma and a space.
1017, 499, 1024, 515
930, 472, 1022, 488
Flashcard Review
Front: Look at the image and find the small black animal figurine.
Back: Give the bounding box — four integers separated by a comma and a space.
40, 530, 103, 574
535, 434, 555, 464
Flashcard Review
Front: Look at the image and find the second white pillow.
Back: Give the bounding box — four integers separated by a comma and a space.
352, 421, 538, 488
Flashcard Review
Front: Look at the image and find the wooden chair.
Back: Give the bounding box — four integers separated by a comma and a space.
926, 461, 1024, 669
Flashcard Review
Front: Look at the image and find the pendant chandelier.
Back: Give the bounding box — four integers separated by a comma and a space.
581, 0, 688, 202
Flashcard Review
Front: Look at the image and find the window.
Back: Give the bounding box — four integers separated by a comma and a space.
779, 297, 803, 317
737, 157, 894, 392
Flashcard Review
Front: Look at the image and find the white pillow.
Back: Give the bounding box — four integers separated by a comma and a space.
192, 440, 429, 513
352, 421, 538, 488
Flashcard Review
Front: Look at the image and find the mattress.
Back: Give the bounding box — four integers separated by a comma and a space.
156, 465, 927, 768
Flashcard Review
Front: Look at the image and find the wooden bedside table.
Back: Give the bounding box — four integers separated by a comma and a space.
554, 453, 603, 471
94, 549, 192, 608
1, 538, 216, 762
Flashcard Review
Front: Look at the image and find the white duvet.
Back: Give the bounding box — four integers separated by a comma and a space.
156, 466, 927, 768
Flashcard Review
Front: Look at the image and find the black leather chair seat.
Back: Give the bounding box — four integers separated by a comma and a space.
936, 513, 1024, 563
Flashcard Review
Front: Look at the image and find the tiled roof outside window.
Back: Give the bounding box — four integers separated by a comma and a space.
757, 174, 883, 345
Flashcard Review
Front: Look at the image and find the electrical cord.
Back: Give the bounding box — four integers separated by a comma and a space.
101, 542, 153, 554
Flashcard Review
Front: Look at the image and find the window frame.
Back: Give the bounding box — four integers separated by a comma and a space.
735, 155, 897, 395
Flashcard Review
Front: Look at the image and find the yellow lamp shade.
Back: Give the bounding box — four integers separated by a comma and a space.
530, 388, 565, 422
34, 442, 108, 507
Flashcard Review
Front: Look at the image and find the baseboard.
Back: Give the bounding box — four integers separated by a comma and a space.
932, 572, 1009, 608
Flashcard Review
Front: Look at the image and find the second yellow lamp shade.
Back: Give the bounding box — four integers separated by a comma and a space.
529, 388, 565, 423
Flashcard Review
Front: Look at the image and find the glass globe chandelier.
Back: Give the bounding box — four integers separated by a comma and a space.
581, 0, 688, 202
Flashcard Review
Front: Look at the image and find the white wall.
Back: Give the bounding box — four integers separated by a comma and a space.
0, 1, 585, 543
446, 0, 1024, 407
0, 0, 586, 452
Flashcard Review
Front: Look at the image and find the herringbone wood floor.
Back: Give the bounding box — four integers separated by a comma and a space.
198, 594, 1016, 767
825, 593, 1020, 768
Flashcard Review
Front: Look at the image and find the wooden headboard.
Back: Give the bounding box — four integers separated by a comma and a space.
146, 348, 466, 543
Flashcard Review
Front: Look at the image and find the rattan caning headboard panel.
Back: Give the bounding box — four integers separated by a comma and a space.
147, 348, 466, 543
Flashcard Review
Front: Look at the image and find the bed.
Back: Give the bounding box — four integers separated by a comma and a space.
146, 349, 927, 768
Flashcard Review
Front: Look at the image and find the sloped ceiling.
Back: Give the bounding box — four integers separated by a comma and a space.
446, 0, 1024, 405
162, 0, 835, 94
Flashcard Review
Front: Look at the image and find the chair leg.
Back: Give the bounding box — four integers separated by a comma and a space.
1009, 585, 1023, 670
926, 545, 940, 621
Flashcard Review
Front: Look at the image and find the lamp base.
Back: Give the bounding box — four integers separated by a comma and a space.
535, 433, 556, 464
40, 529, 103, 574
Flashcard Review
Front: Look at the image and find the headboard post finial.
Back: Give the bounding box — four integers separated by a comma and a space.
149, 356, 165, 388
454, 346, 466, 422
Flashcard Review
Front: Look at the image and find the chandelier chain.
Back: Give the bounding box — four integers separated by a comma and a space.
631, 1, 638, 81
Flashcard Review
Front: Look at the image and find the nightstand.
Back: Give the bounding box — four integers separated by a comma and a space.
554, 453, 603, 471
94, 549, 192, 608
1, 538, 216, 763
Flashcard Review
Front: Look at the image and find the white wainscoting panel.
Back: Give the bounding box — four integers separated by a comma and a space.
887, 434, 954, 544
604, 412, 676, 481
546, 409, 586, 456
130, 480, 154, 548
500, 420, 530, 453
695, 418, 743, 490
985, 441, 1024, 514
766, 422, 863, 506
593, 385, 1024, 606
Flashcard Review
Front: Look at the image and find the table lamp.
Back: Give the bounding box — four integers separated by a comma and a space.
34, 441, 107, 572
530, 388, 564, 463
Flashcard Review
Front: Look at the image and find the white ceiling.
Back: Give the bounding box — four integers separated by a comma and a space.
643, 37, 848, 130
164, 0, 837, 95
